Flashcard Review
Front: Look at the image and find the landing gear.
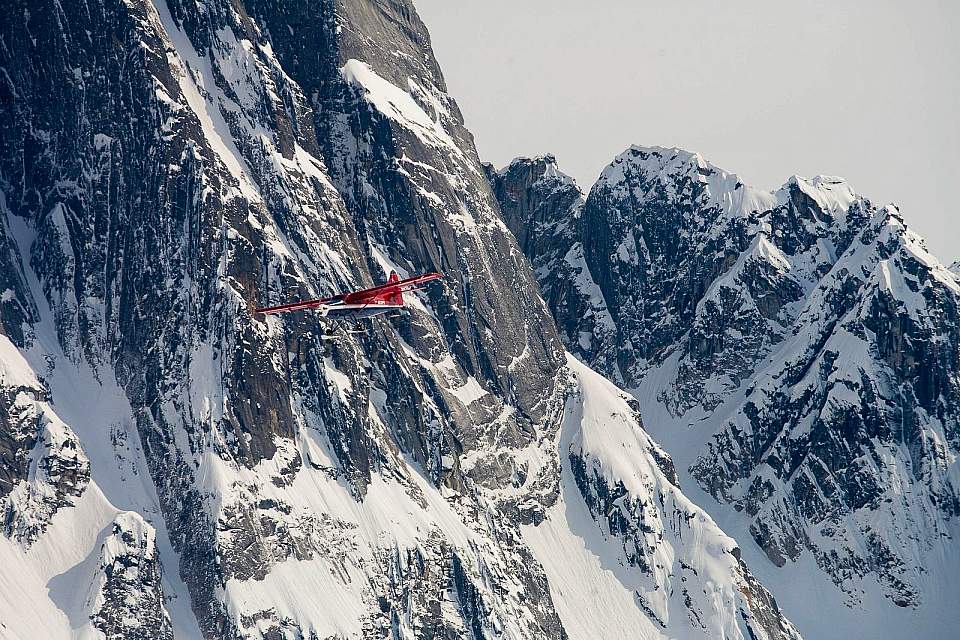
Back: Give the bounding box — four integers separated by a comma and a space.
319, 322, 366, 342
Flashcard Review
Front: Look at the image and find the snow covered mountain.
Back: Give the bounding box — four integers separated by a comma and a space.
493, 148, 960, 638
0, 1, 801, 639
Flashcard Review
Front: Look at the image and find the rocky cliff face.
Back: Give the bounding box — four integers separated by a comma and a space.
485, 157, 615, 361
0, 335, 90, 544
0, 2, 799, 639
495, 147, 960, 638
89, 512, 174, 639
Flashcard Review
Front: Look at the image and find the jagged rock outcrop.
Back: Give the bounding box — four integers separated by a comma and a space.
496, 147, 960, 638
691, 208, 960, 610
0, 335, 90, 544
484, 157, 615, 358
494, 148, 873, 392
485, 155, 583, 267
88, 512, 174, 639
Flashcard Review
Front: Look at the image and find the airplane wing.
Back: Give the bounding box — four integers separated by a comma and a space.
254, 295, 335, 315
254, 272, 442, 315
342, 272, 443, 303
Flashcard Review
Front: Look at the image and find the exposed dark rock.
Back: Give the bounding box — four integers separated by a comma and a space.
498, 145, 960, 623
0, 353, 90, 544
89, 513, 174, 640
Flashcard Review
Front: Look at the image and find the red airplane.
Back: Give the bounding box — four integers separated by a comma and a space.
255, 272, 443, 326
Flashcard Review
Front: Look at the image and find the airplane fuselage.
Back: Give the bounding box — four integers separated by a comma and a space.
320, 301, 404, 320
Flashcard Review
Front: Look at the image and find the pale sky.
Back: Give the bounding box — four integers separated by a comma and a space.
415, 0, 959, 261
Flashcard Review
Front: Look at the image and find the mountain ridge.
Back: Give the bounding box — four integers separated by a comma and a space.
493, 147, 959, 638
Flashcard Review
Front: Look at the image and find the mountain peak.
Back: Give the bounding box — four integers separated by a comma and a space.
488, 153, 586, 266
869, 206, 960, 296
782, 173, 860, 215
594, 145, 776, 223
500, 154, 580, 191
493, 138, 960, 639
599, 145, 717, 182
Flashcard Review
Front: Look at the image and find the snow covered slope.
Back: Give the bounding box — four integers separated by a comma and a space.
524, 355, 801, 640
495, 148, 960, 638
0, 1, 800, 639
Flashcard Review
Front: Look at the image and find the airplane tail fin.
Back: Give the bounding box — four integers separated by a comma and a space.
386, 271, 403, 305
